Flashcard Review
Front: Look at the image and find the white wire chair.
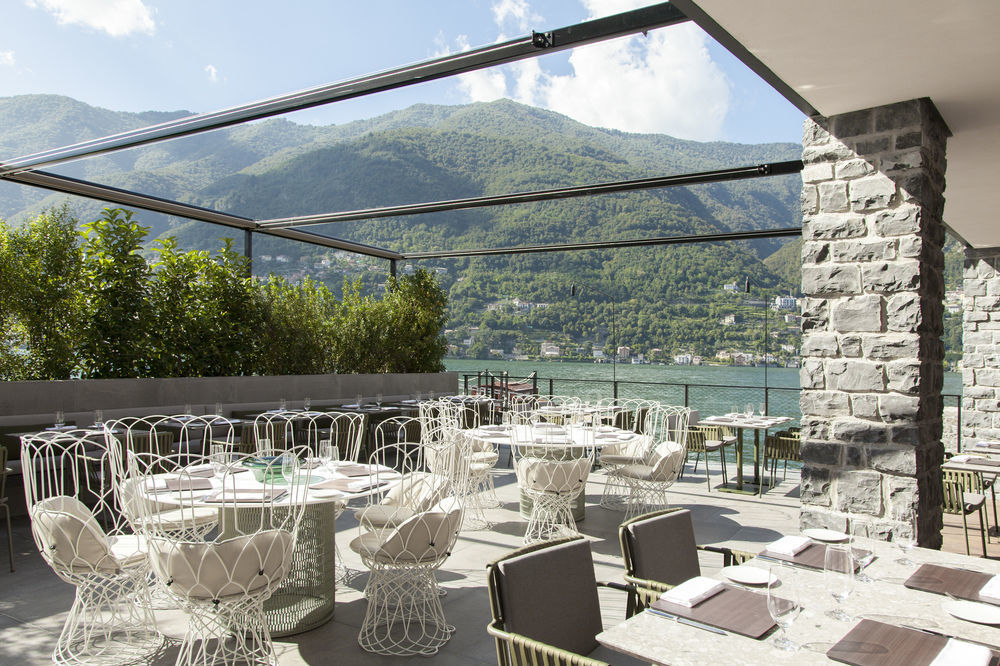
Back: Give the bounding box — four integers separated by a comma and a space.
514, 425, 592, 544
121, 445, 312, 666
324, 410, 367, 463
20, 430, 163, 665
352, 429, 468, 656
618, 439, 688, 518
597, 400, 660, 510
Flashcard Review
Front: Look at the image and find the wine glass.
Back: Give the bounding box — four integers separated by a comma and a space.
54, 410, 65, 427
824, 544, 855, 621
303, 397, 311, 411
93, 409, 104, 427
280, 452, 299, 485
850, 522, 876, 583
317, 439, 338, 469
184, 403, 192, 416
893, 508, 917, 566
355, 394, 363, 408
376, 393, 383, 408
214, 402, 223, 416
767, 567, 801, 651
745, 403, 754, 418
758, 402, 766, 417
210, 440, 230, 476
279, 398, 287, 411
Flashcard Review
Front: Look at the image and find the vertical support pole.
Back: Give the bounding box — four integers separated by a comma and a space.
548, 378, 554, 397
243, 229, 253, 277
684, 384, 689, 407
613, 380, 619, 401
389, 259, 397, 279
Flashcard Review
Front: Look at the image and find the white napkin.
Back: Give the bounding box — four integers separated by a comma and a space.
768, 535, 811, 556
978, 575, 1000, 604
534, 436, 570, 444
929, 638, 992, 666
660, 576, 725, 607
950, 454, 973, 462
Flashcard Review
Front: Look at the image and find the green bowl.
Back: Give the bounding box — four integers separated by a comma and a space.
242, 456, 283, 483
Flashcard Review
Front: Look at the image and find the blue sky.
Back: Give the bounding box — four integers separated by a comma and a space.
0, 0, 805, 146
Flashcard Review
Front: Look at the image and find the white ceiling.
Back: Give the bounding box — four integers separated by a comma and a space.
673, 0, 1000, 248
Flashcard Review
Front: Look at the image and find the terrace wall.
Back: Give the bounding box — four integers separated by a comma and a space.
961, 248, 1000, 445
799, 98, 948, 546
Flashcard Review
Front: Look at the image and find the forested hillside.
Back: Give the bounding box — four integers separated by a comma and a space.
0, 95, 810, 361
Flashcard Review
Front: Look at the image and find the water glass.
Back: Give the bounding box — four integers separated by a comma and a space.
54, 410, 65, 427
93, 409, 104, 427
767, 567, 801, 651
215, 402, 223, 416
280, 398, 287, 411
355, 394, 363, 407
893, 508, 917, 566
850, 522, 876, 583
210, 441, 230, 476
184, 403, 192, 416
415, 391, 423, 402
824, 544, 855, 621
376, 393, 383, 407
745, 403, 754, 417
303, 397, 311, 411
280, 453, 298, 484
318, 439, 338, 466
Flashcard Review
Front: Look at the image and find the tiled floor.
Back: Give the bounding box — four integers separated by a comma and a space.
0, 463, 993, 665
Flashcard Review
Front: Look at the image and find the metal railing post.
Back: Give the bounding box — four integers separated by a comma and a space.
613, 380, 618, 400
956, 398, 962, 453
684, 383, 689, 407
548, 378, 554, 397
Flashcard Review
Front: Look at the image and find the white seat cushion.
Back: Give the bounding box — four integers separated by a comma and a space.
355, 505, 416, 529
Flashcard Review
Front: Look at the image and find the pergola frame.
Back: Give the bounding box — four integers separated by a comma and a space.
0, 2, 802, 268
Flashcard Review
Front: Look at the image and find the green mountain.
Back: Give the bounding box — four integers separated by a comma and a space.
0, 94, 806, 360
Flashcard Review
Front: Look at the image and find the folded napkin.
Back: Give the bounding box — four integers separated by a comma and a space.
979, 575, 1000, 604
660, 576, 725, 607
480, 425, 507, 432
337, 464, 394, 477
534, 436, 571, 444
929, 638, 992, 666
975, 441, 1000, 449
184, 464, 216, 478
203, 488, 283, 503
163, 477, 213, 491
950, 454, 974, 462
768, 535, 812, 556
312, 478, 387, 492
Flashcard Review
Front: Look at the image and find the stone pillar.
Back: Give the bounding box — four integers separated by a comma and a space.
962, 248, 1000, 446
799, 98, 948, 547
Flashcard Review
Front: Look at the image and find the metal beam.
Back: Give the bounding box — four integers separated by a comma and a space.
1, 169, 402, 259
0, 4, 688, 177
402, 227, 802, 260
258, 160, 804, 229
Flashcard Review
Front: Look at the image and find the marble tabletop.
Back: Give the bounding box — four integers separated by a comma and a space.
597, 536, 1000, 665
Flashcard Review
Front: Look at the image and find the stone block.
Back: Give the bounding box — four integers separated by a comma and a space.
803, 143, 855, 164
976, 368, 1000, 387
837, 470, 883, 514
962, 353, 985, 369
878, 394, 920, 420
886, 360, 921, 393
861, 260, 920, 292
850, 175, 897, 211
800, 298, 829, 326
975, 399, 1000, 412
801, 332, 839, 357
836, 159, 875, 179
976, 295, 1000, 310
851, 394, 879, 419
886, 292, 922, 332
898, 236, 923, 259
802, 241, 830, 265
800, 417, 830, 441
839, 334, 863, 357
802, 186, 818, 215
966, 279, 987, 297
800, 360, 825, 390
831, 239, 896, 263
985, 279, 1000, 296
895, 131, 922, 150
803, 213, 867, 240
869, 445, 917, 475
827, 359, 885, 391
834, 109, 873, 137
872, 207, 920, 236
965, 310, 988, 323
861, 334, 919, 360
964, 331, 995, 347
855, 137, 891, 155
819, 181, 850, 212
831, 418, 888, 444
801, 441, 843, 466
803, 119, 831, 147
801, 391, 851, 417
801, 163, 834, 183
881, 149, 925, 173
964, 385, 995, 400
799, 470, 832, 507
831, 295, 883, 332
874, 100, 922, 131
802, 265, 861, 295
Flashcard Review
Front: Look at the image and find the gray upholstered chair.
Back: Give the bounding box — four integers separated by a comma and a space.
486, 536, 646, 666
618, 508, 754, 616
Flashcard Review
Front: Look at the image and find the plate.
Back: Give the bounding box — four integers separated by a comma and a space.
943, 599, 1000, 625
720, 565, 776, 586
802, 528, 849, 542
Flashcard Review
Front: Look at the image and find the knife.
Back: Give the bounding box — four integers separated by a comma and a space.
646, 608, 728, 635
902, 624, 1000, 653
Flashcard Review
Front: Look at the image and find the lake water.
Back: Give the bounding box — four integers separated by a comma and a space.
445, 359, 962, 425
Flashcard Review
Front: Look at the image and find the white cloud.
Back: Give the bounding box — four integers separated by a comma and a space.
204, 64, 218, 83
0, 51, 14, 67
450, 0, 731, 141
492, 0, 541, 33
26, 0, 155, 37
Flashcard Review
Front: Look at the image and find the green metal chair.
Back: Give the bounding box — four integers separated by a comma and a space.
486, 537, 644, 666
942, 468, 989, 557
618, 508, 754, 616
760, 429, 801, 496
680, 425, 732, 491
